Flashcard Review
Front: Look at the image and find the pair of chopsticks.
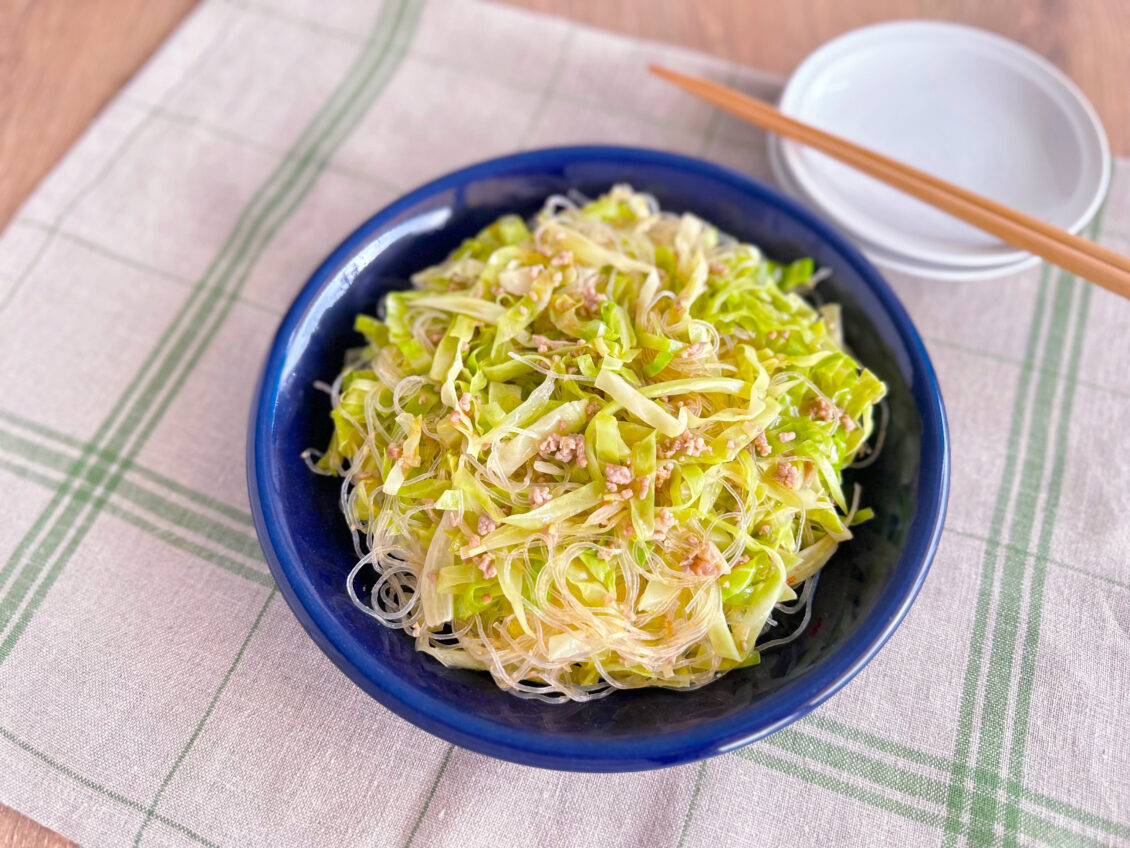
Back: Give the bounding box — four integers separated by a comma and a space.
650, 65, 1130, 300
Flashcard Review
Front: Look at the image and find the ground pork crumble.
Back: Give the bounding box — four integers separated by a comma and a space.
538, 432, 587, 467
679, 539, 730, 577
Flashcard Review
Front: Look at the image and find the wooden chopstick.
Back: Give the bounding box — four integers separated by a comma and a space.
649, 64, 1130, 300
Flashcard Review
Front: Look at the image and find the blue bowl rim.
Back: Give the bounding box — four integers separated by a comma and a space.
248, 144, 950, 771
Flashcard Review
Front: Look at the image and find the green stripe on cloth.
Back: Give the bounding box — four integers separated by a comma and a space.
942, 264, 1054, 842
805, 715, 950, 772
921, 335, 1130, 403
945, 527, 1130, 592
11, 418, 1110, 848
131, 466, 255, 528
0, 0, 362, 614
404, 745, 455, 848
677, 762, 708, 848
0, 3, 1120, 845
0, 454, 272, 588
0, 726, 219, 848
0, 409, 255, 527
739, 746, 947, 827
805, 714, 1130, 839
778, 721, 1130, 843
106, 506, 273, 588
131, 590, 276, 846
9, 338, 1121, 844
1015, 809, 1111, 848
0, 6, 255, 331
225, 0, 365, 44
0, 24, 235, 317
115, 99, 404, 194
967, 269, 1082, 844
768, 728, 948, 800
963, 218, 1102, 845
0, 0, 421, 666
1002, 268, 1095, 846
737, 729, 1114, 848
5, 402, 1124, 841
0, 421, 263, 563
15, 223, 285, 321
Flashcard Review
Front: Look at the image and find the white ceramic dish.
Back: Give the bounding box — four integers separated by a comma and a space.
767, 135, 1042, 281
776, 21, 1110, 270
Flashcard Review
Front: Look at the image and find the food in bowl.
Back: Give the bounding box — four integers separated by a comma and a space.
305, 185, 887, 702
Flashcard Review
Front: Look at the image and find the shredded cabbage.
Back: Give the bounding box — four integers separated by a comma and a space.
307, 186, 887, 702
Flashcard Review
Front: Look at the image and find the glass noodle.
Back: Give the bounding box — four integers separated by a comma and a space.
305, 186, 886, 702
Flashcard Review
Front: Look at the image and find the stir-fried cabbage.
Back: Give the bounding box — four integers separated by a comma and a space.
307, 186, 887, 702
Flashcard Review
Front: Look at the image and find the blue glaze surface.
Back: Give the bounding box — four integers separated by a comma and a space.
247, 146, 949, 772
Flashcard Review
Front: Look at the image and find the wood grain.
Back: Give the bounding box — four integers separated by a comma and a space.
0, 0, 1126, 842
0, 0, 198, 229
1, 0, 1127, 232
0, 803, 74, 848
501, 0, 1130, 156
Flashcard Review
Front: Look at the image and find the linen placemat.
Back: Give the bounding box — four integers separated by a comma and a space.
0, 0, 1127, 845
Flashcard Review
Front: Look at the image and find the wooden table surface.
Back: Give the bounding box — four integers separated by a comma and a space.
0, 0, 1126, 843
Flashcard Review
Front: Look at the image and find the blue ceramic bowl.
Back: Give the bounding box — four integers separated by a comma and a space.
248, 146, 949, 772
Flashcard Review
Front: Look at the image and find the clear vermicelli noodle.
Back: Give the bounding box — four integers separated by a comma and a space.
306, 186, 887, 702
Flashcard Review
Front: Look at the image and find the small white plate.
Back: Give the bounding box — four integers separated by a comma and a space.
777, 21, 1110, 269
767, 135, 1042, 281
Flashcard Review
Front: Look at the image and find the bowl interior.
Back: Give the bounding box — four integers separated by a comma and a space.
253, 148, 943, 770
